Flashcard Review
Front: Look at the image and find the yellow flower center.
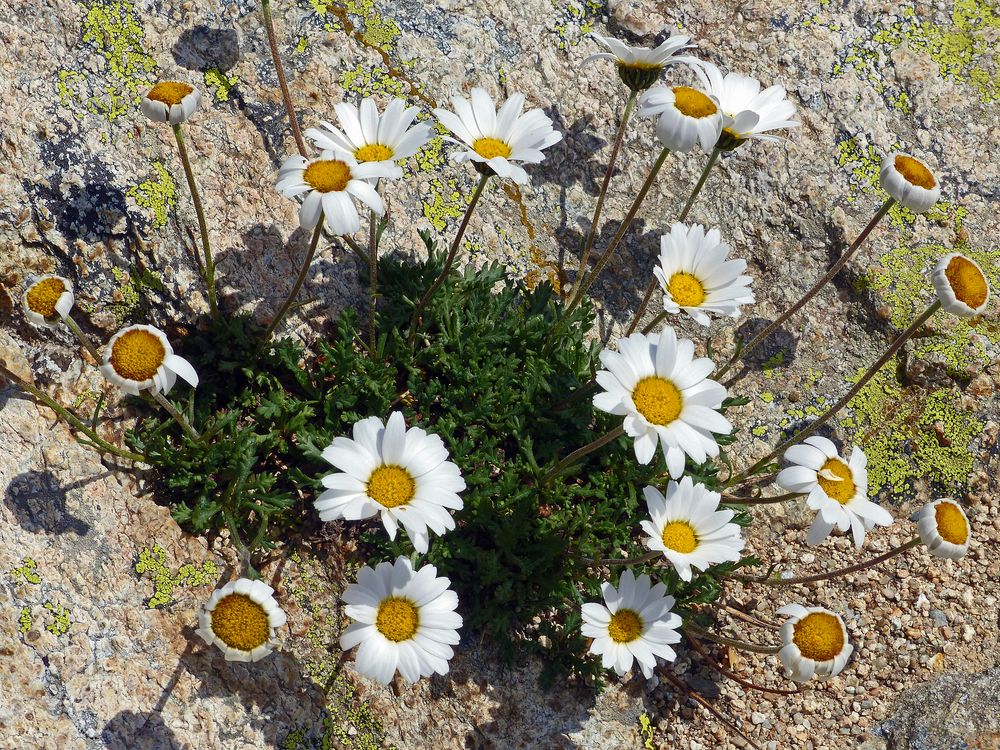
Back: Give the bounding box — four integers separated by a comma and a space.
367, 465, 415, 509
944, 255, 988, 309
110, 329, 166, 382
210, 593, 272, 652
667, 271, 707, 307
147, 81, 193, 106
935, 501, 969, 545
792, 612, 845, 662
375, 597, 419, 642
25, 277, 66, 318
661, 520, 698, 553
355, 143, 395, 163
617, 60, 662, 71
894, 155, 936, 189
303, 159, 352, 192
473, 137, 512, 160
672, 86, 717, 118
607, 608, 644, 643
816, 458, 855, 504
631, 376, 683, 426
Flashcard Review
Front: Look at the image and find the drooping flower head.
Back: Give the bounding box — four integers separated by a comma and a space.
879, 152, 941, 213
276, 149, 399, 234
340, 557, 462, 684
932, 252, 990, 318
433, 88, 562, 185
638, 85, 724, 153
22, 275, 75, 329
304, 97, 434, 173
141, 81, 202, 125
581, 569, 682, 678
654, 223, 754, 325
912, 498, 971, 560
640, 476, 745, 582
694, 61, 798, 149
777, 603, 852, 682
775, 437, 893, 548
196, 578, 287, 662
316, 411, 465, 554
593, 326, 732, 476
584, 32, 701, 91
100, 324, 199, 396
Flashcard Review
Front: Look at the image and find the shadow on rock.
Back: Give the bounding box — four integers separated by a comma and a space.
172, 26, 241, 72
3, 469, 93, 536
734, 316, 799, 371
102, 710, 183, 750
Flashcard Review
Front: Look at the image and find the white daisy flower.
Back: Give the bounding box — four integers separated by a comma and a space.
581, 569, 683, 678
433, 88, 562, 185
304, 97, 434, 172
777, 603, 853, 682
22, 275, 75, 329
653, 223, 755, 326
879, 152, 941, 213
584, 32, 701, 91
639, 476, 745, 582
140, 81, 202, 125
694, 61, 798, 147
195, 578, 287, 662
593, 326, 732, 476
276, 149, 399, 235
100, 324, 199, 397
316, 411, 465, 554
340, 557, 462, 684
931, 252, 990, 318
638, 85, 724, 153
912, 498, 971, 560
775, 437, 893, 548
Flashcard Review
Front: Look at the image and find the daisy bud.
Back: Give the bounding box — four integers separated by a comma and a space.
100, 324, 199, 397
879, 152, 941, 213
22, 275, 74, 329
931, 252, 990, 318
141, 81, 202, 125
196, 578, 287, 662
777, 604, 853, 682
912, 498, 971, 560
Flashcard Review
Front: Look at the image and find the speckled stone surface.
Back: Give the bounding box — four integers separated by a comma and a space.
1, 0, 998, 748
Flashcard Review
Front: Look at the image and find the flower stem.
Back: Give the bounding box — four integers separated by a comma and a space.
730, 298, 941, 484
678, 147, 721, 224
172, 124, 219, 319
684, 622, 782, 654
369, 206, 379, 359
408, 173, 490, 344
541, 424, 624, 486
569, 90, 639, 302
263, 222, 324, 341
722, 491, 805, 505
150, 390, 201, 440
63, 315, 101, 363
261, 0, 307, 158
579, 549, 661, 567
718, 198, 896, 379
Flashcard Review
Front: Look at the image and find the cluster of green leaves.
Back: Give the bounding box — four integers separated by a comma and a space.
130, 236, 753, 683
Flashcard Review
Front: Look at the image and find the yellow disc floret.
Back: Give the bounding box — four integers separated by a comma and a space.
110, 329, 166, 382
792, 611, 845, 662
26, 277, 67, 318
607, 608, 643, 643
672, 86, 717, 119
473, 137, 512, 160
661, 520, 698, 553
944, 255, 988, 309
935, 501, 969, 545
367, 465, 416, 509
894, 155, 936, 189
375, 597, 419, 642
355, 143, 394, 163
147, 81, 194, 106
304, 159, 352, 192
668, 271, 707, 307
632, 376, 683, 426
817, 458, 855, 504
210, 593, 272, 652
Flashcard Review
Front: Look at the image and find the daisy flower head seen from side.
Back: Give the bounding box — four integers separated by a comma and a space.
276, 149, 399, 235
640, 476, 745, 582
340, 557, 462, 684
316, 411, 465, 554
932, 252, 990, 318
585, 31, 701, 91
638, 84, 724, 153
432, 87, 562, 185
141, 81, 202, 125
694, 61, 798, 150
593, 326, 732, 476
22, 275, 75, 329
581, 569, 682, 678
196, 578, 287, 662
653, 222, 754, 325
775, 436, 893, 549
912, 498, 971, 560
304, 97, 434, 173
100, 324, 199, 397
777, 604, 852, 682
879, 152, 941, 213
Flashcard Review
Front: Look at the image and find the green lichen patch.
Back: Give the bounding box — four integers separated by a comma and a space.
127, 162, 177, 229
339, 63, 408, 99
552, 0, 605, 50
107, 266, 165, 325
204, 67, 240, 102
43, 601, 72, 636
9, 557, 42, 585
134, 544, 219, 608
17, 606, 32, 634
